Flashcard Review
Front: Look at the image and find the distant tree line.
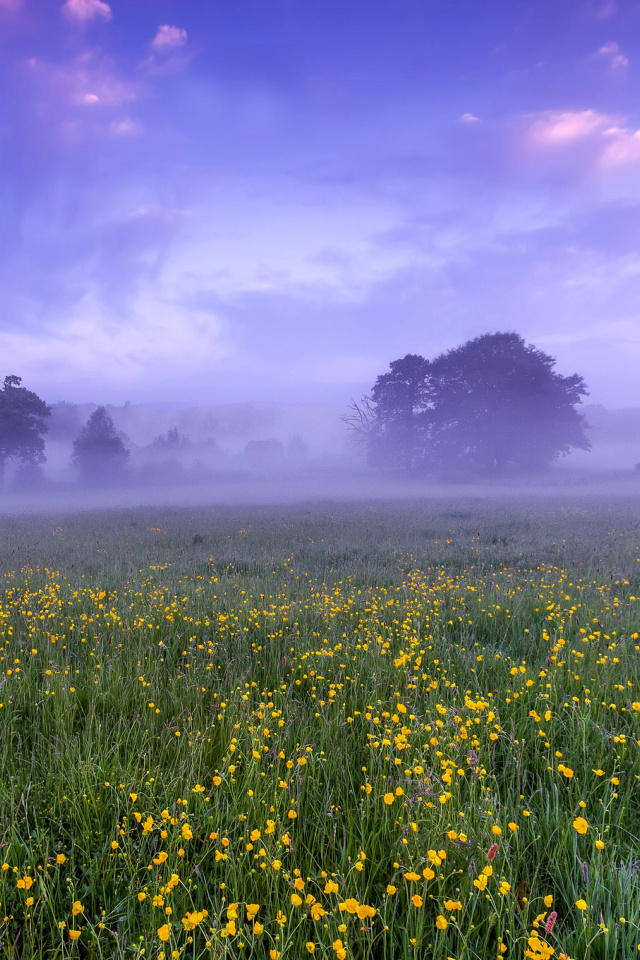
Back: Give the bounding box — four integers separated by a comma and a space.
0, 333, 591, 489
345, 332, 591, 474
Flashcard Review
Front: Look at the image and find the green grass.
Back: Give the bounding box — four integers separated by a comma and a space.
0, 497, 638, 959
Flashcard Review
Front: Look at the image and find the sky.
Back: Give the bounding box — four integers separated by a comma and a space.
1, 0, 640, 407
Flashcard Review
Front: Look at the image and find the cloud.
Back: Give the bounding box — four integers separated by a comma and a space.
582, 0, 617, 20
62, 0, 112, 23
595, 40, 628, 71
151, 25, 188, 52
528, 109, 609, 145
526, 109, 640, 170
459, 113, 479, 124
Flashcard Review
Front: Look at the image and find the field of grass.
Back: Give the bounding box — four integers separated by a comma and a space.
0, 497, 638, 960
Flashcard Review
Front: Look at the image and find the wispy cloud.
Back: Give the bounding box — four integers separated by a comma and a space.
151, 25, 188, 52
61, 0, 112, 23
526, 109, 640, 170
594, 40, 628, 71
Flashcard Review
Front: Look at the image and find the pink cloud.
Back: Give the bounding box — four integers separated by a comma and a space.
529, 109, 610, 145
526, 109, 640, 171
151, 24, 188, 51
62, 0, 112, 23
595, 40, 628, 70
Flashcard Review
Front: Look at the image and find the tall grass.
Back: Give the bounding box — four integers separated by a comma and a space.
0, 498, 638, 959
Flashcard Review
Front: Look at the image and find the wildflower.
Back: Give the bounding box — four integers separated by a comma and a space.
138, 892, 147, 902
246, 904, 260, 921
306, 944, 316, 954
492, 825, 502, 835
545, 912, 558, 934
473, 875, 488, 891
383, 793, 395, 805
324, 879, 339, 894
291, 894, 303, 907
499, 881, 511, 895
69, 930, 81, 941
71, 901, 84, 916
595, 840, 605, 850
294, 878, 305, 890
130, 793, 138, 802
423, 867, 435, 880
575, 899, 587, 911
508, 822, 518, 832
157, 925, 170, 942
272, 860, 282, 871
17, 877, 34, 890
56, 854, 67, 865
356, 904, 376, 919
573, 817, 588, 835
487, 843, 499, 860
404, 871, 421, 882
311, 903, 326, 921
333, 940, 347, 960
386, 885, 397, 896
436, 915, 448, 930
411, 894, 424, 907
544, 896, 553, 908
253, 922, 264, 934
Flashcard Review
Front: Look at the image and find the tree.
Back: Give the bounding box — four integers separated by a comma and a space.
428, 332, 590, 472
344, 354, 432, 472
347, 334, 590, 474
71, 406, 130, 484
0, 375, 50, 487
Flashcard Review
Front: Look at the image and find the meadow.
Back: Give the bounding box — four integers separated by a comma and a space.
0, 497, 638, 960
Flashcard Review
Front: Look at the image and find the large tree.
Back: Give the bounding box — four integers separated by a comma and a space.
0, 375, 50, 487
71, 406, 130, 484
348, 333, 590, 473
429, 332, 590, 471
344, 354, 432, 472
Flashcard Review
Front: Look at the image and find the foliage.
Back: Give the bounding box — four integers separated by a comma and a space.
429, 332, 590, 472
0, 375, 50, 484
347, 334, 590, 474
0, 500, 638, 959
71, 406, 130, 484
345, 355, 431, 472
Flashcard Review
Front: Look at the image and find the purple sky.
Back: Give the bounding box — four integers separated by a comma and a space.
2, 0, 640, 407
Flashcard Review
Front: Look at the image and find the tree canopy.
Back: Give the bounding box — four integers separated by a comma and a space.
71, 406, 130, 484
0, 375, 50, 485
348, 333, 590, 474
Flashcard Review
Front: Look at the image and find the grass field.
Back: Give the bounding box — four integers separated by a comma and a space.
0, 497, 638, 960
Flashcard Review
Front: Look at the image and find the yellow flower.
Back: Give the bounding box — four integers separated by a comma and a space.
306, 944, 315, 954
71, 901, 84, 916
17, 877, 34, 890
129, 793, 137, 802
492, 825, 502, 835
544, 895, 554, 908
138, 892, 147, 902
422, 867, 435, 880
294, 878, 305, 890
575, 899, 587, 911
386, 885, 397, 896
157, 924, 170, 942
310, 903, 326, 921
411, 894, 423, 907
473, 875, 488, 891
246, 904, 260, 921
573, 817, 588, 835
56, 854, 67, 865
324, 879, 339, 894
253, 922, 264, 935
69, 930, 81, 941
291, 894, 303, 907
404, 871, 421, 882
508, 822, 518, 832
499, 881, 511, 895
383, 792, 395, 805
595, 840, 605, 850
435, 915, 448, 930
